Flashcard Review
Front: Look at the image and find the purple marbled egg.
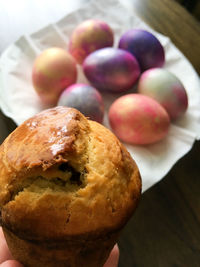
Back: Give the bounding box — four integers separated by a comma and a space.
57, 83, 104, 123
69, 19, 114, 64
138, 68, 188, 121
119, 29, 165, 72
83, 47, 140, 93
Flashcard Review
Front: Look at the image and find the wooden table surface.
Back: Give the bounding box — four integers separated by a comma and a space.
0, 0, 200, 266
118, 0, 200, 266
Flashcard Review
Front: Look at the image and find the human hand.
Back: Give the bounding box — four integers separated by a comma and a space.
103, 244, 119, 267
0, 227, 119, 267
0, 227, 23, 267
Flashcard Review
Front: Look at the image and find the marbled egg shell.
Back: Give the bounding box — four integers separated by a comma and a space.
119, 29, 165, 71
32, 47, 77, 105
109, 94, 170, 145
83, 47, 140, 93
68, 19, 114, 64
138, 68, 188, 120
57, 83, 104, 123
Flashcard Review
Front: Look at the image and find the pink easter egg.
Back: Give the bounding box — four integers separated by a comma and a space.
109, 94, 170, 145
68, 19, 114, 64
32, 47, 77, 105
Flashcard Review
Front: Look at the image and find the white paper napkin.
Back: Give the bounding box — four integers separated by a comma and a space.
0, 0, 200, 192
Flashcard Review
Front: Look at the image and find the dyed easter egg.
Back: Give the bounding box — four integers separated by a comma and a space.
68, 19, 114, 64
138, 68, 188, 120
83, 47, 140, 93
109, 94, 170, 145
57, 83, 104, 123
119, 29, 165, 71
32, 47, 77, 105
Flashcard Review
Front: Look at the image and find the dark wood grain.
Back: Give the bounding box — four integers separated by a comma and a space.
118, 0, 200, 266
0, 109, 16, 144
119, 141, 200, 267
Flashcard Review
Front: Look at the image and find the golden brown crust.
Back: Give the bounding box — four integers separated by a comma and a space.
3, 227, 119, 267
0, 106, 141, 242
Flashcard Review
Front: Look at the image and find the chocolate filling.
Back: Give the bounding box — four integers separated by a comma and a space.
59, 163, 82, 186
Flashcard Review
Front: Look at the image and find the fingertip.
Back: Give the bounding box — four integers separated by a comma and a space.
0, 230, 13, 263
113, 244, 120, 257
0, 227, 5, 240
103, 243, 120, 267
111, 244, 120, 265
0, 260, 23, 267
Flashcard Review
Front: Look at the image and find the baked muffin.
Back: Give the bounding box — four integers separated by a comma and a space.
0, 106, 141, 267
